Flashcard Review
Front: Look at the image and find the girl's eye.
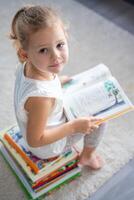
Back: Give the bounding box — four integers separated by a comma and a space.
57, 42, 65, 49
39, 48, 48, 54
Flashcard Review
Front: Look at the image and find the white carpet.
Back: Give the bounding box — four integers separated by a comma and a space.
44, 119, 134, 200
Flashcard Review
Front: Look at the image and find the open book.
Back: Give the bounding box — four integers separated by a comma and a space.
63, 64, 134, 124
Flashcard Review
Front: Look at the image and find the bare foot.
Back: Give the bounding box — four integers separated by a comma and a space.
79, 152, 104, 170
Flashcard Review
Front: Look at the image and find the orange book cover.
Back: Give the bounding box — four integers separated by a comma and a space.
0, 126, 50, 174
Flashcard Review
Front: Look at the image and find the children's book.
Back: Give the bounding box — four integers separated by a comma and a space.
0, 125, 80, 182
63, 63, 134, 124
0, 142, 81, 199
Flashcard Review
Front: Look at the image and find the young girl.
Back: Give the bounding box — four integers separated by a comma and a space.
10, 5, 106, 170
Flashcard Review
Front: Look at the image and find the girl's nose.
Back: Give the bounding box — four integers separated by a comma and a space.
51, 49, 60, 61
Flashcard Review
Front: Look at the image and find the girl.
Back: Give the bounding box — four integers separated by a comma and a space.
10, 5, 106, 170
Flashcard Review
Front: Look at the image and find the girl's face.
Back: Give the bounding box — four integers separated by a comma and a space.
25, 24, 69, 77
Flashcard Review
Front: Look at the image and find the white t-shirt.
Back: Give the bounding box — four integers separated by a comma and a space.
14, 63, 67, 159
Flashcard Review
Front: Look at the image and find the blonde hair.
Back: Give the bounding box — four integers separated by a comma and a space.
10, 5, 67, 63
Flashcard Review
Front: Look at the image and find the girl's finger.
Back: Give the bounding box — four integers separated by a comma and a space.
91, 117, 102, 121
93, 125, 99, 129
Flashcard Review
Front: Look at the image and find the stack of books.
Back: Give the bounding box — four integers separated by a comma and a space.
0, 125, 81, 199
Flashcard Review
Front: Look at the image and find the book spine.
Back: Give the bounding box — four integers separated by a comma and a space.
35, 155, 79, 182
4, 133, 39, 174
32, 163, 78, 189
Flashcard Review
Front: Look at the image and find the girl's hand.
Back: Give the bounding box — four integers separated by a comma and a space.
59, 75, 72, 86
72, 117, 102, 134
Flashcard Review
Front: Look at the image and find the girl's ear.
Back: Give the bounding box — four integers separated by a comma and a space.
17, 48, 28, 63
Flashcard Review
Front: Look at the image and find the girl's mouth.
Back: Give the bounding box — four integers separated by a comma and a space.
50, 62, 62, 68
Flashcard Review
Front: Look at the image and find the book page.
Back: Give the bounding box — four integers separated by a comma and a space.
63, 63, 111, 93
64, 77, 133, 120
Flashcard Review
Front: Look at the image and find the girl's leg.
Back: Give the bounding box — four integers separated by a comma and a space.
79, 123, 107, 170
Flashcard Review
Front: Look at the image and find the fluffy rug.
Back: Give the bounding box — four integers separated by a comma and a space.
44, 120, 134, 200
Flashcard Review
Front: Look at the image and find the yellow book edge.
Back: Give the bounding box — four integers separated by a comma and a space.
96, 106, 134, 125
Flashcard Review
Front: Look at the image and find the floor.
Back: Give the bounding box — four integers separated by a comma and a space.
82, 1, 134, 199
76, 0, 134, 34
87, 159, 134, 200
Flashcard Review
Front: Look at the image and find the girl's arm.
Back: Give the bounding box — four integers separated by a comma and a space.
25, 97, 75, 147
